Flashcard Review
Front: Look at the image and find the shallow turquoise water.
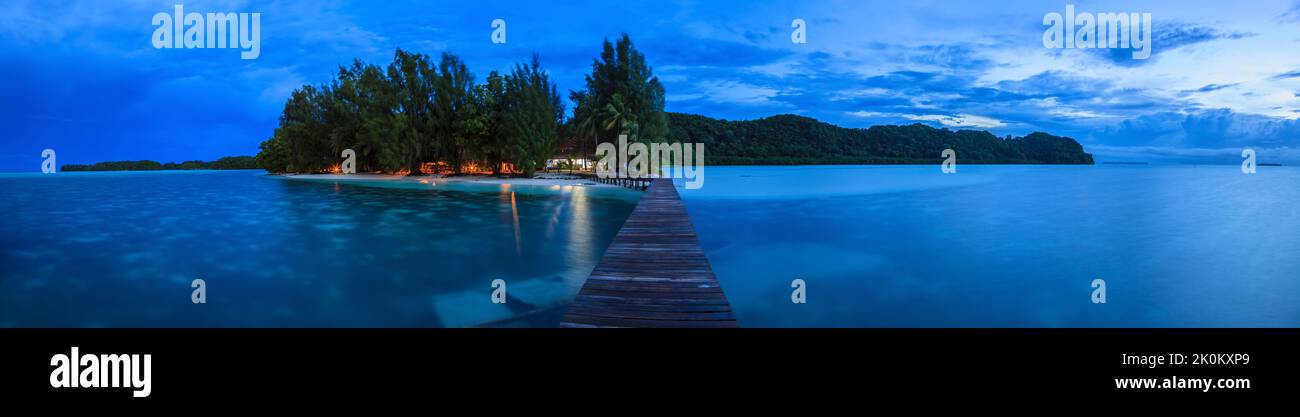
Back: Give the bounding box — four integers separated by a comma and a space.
678, 165, 1300, 327
6, 166, 1298, 328
0, 170, 639, 327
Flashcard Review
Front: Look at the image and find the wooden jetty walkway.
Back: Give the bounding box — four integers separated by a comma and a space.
592, 176, 651, 190
561, 178, 739, 328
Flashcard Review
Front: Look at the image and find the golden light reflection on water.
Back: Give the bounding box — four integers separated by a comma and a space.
510, 191, 521, 257
565, 186, 594, 287
484, 184, 612, 286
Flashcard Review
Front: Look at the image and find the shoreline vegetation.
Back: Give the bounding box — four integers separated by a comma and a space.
65, 35, 1093, 174
255, 34, 1093, 177
668, 113, 1094, 165
255, 34, 668, 177
61, 156, 259, 172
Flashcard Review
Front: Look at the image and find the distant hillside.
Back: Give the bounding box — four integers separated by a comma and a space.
62, 156, 260, 172
665, 113, 1094, 165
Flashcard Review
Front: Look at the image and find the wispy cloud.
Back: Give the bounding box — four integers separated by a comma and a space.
847, 111, 1006, 129
1181, 83, 1240, 94
1275, 70, 1300, 79
677, 80, 791, 107
1100, 22, 1255, 66
1278, 1, 1300, 22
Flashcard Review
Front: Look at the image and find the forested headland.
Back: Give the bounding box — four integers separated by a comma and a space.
62, 156, 259, 172
665, 113, 1094, 165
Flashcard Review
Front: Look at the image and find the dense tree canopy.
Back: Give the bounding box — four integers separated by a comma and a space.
666, 113, 1094, 165
500, 56, 564, 175
62, 156, 259, 171
564, 34, 667, 160
257, 49, 563, 176
258, 38, 1091, 174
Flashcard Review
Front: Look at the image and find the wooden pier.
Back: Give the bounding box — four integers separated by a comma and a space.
561, 178, 739, 328
592, 176, 651, 190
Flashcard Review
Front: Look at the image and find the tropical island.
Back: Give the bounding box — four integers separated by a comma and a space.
62, 156, 259, 172
64, 35, 1091, 175
252, 34, 1091, 178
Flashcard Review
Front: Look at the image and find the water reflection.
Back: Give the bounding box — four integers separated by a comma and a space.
0, 171, 639, 327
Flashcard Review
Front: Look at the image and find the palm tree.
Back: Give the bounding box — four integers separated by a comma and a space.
602, 94, 639, 139
602, 94, 642, 176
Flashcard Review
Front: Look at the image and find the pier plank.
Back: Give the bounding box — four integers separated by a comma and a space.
560, 179, 739, 328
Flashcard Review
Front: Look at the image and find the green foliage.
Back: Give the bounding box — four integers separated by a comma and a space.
569, 34, 667, 145
256, 129, 289, 172
566, 90, 599, 160
207, 156, 260, 170
323, 60, 378, 173
465, 71, 508, 174
602, 94, 637, 137
62, 160, 164, 171
277, 85, 332, 172
435, 52, 476, 173
257, 49, 564, 176
255, 38, 1091, 174
62, 156, 259, 172
665, 113, 1094, 165
500, 55, 563, 176
176, 160, 207, 170
388, 49, 437, 174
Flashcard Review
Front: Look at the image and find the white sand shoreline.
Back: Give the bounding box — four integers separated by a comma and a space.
279, 172, 623, 188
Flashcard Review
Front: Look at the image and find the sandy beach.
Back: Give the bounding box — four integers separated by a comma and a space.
280, 172, 623, 189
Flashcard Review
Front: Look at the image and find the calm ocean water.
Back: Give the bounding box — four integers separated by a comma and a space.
678, 165, 1300, 327
0, 170, 639, 327
4, 166, 1298, 327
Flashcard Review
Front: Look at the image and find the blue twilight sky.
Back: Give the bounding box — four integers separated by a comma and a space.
3, 0, 1300, 171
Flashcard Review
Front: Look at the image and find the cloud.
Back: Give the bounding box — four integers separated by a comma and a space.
1088, 144, 1300, 164
847, 111, 1006, 129
1156, 25, 1254, 49
242, 66, 307, 109
904, 114, 1006, 129
1098, 109, 1300, 148
679, 80, 790, 106
1099, 22, 1254, 66
1181, 83, 1240, 94
831, 88, 894, 101
642, 34, 788, 68
1274, 70, 1300, 79
1278, 2, 1300, 22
